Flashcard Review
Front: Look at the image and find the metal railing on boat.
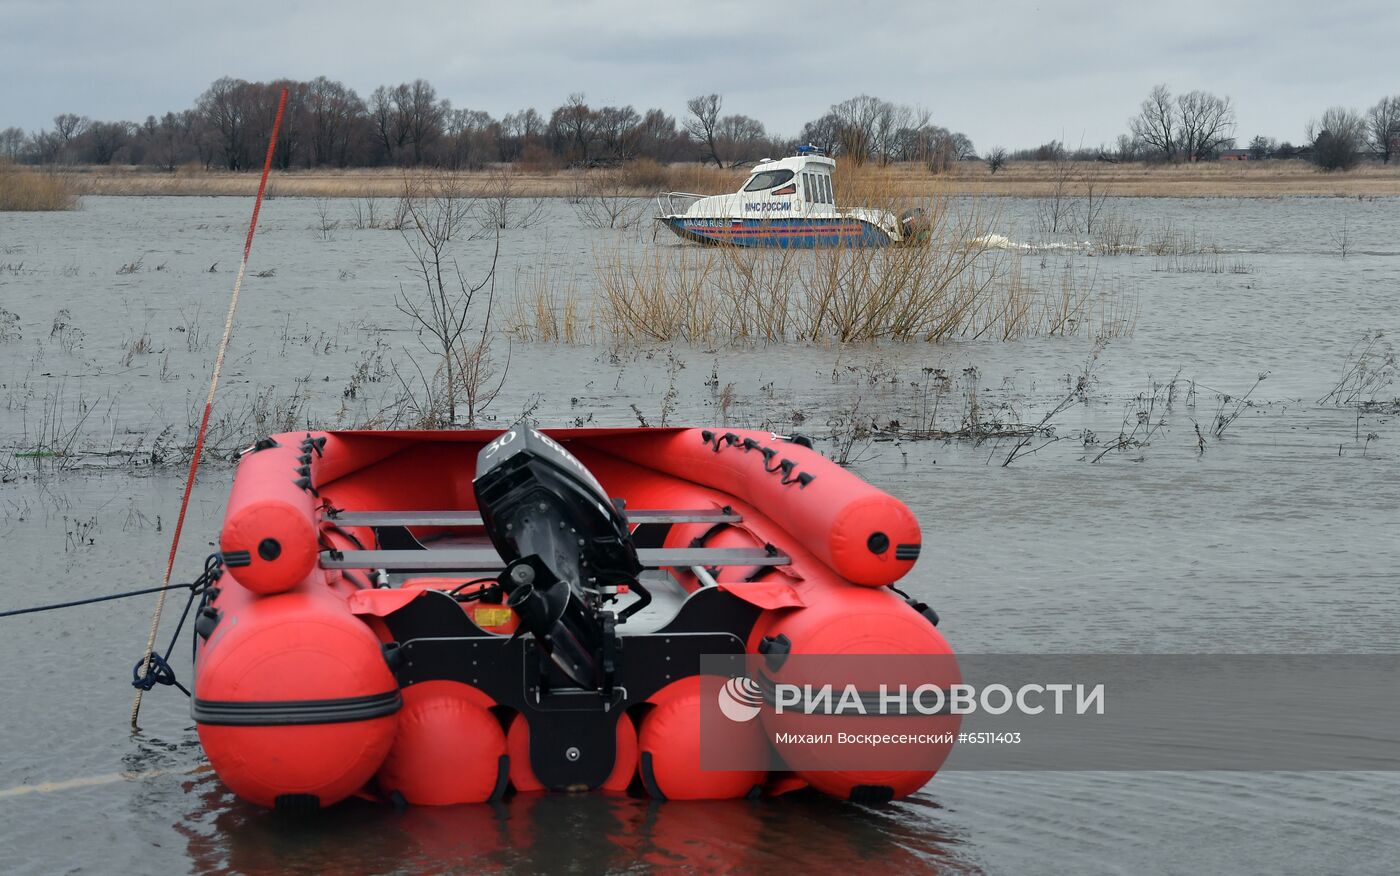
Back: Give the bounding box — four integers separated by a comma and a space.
319, 507, 787, 573
325, 508, 742, 528
654, 191, 705, 216
319, 547, 788, 572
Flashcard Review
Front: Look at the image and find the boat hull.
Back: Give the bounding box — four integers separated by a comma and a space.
194, 428, 954, 809
660, 216, 893, 248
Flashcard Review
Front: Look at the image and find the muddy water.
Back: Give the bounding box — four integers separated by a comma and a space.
1, 195, 1398, 874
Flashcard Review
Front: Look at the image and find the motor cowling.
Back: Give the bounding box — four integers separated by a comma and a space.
473, 427, 641, 688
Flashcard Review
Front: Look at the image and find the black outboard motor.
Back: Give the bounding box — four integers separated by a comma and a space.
473, 427, 642, 689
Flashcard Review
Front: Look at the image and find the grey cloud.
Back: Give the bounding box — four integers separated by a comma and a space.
1, 0, 1396, 150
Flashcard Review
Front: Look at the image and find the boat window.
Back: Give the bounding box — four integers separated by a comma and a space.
742, 169, 795, 192
802, 173, 813, 201
822, 174, 833, 204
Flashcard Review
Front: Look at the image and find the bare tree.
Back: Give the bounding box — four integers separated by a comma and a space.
499, 108, 544, 161
685, 93, 724, 168
444, 108, 496, 169
986, 146, 1008, 174
595, 105, 642, 161
716, 114, 767, 167
924, 126, 958, 173
799, 112, 840, 155
1307, 107, 1367, 171
1037, 156, 1076, 235
1177, 90, 1236, 161
871, 101, 922, 165
265, 79, 307, 170
572, 169, 645, 228
1128, 84, 1234, 162
1248, 135, 1276, 160
307, 76, 365, 167
370, 84, 410, 163
402, 79, 448, 165
1129, 84, 1177, 161
0, 127, 24, 160
395, 174, 504, 426
1079, 163, 1110, 236
52, 113, 89, 162
552, 93, 598, 165
86, 121, 133, 164
1114, 134, 1140, 162
634, 108, 685, 162
830, 95, 884, 164
1366, 95, 1400, 164
473, 166, 544, 232
198, 77, 252, 170
25, 129, 64, 164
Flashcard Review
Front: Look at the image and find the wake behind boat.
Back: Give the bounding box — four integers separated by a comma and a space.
656, 146, 925, 248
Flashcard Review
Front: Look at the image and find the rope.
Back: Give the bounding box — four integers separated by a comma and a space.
0, 553, 222, 699
131, 88, 288, 731
0, 581, 205, 619
129, 554, 224, 698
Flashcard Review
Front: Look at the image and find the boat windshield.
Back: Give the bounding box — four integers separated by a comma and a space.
742, 169, 795, 192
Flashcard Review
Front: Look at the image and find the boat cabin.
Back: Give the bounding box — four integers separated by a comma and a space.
738, 148, 838, 215
655, 146, 907, 247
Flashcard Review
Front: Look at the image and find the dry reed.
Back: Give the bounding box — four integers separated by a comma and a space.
516, 240, 1137, 346
0, 161, 80, 211
508, 261, 589, 343
573, 172, 1137, 344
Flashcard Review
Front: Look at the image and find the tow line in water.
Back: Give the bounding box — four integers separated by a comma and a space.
0, 765, 212, 800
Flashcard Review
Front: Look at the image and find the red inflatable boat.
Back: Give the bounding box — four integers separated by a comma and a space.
192, 427, 956, 810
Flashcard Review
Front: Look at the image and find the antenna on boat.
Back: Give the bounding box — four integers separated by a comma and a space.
130, 87, 289, 731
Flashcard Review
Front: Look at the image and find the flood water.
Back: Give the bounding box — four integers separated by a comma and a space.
1, 194, 1398, 874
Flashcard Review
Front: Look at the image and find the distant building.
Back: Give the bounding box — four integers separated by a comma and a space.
1218, 149, 1252, 161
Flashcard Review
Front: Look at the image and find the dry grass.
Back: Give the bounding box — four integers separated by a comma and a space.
508, 261, 590, 343
0, 160, 80, 211
651, 161, 733, 195
63, 158, 1400, 200
847, 159, 1400, 198
67, 162, 735, 199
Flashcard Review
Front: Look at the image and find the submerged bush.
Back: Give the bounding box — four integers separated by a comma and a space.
514, 235, 1136, 346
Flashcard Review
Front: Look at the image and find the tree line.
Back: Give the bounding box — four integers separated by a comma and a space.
2, 76, 1394, 173
1111, 84, 1398, 170
0, 77, 974, 174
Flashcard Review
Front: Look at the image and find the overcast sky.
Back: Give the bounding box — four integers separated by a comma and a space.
3, 0, 1394, 150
